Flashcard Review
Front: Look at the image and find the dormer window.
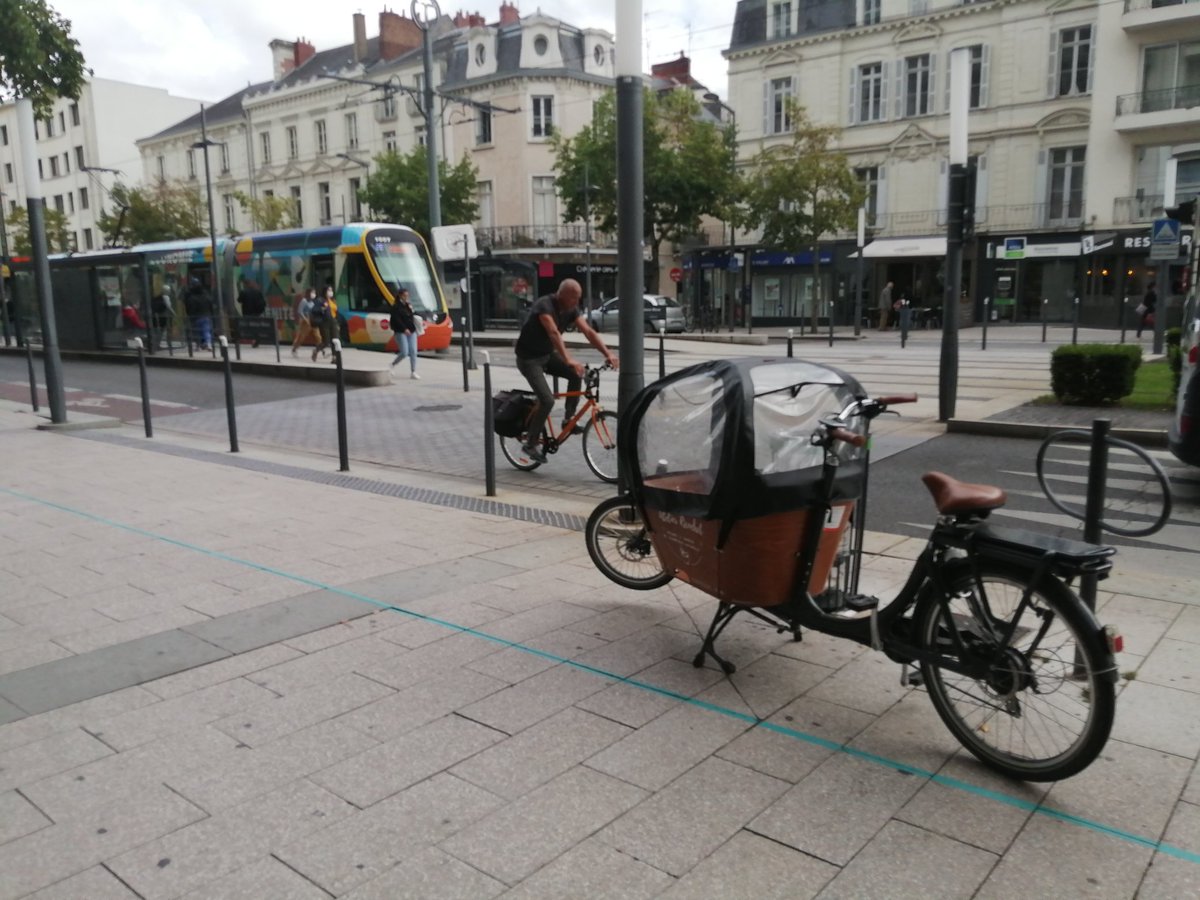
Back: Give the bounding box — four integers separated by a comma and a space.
534, 34, 548, 56
475, 43, 486, 66
594, 44, 607, 66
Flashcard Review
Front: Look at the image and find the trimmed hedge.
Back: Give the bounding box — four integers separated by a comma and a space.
1050, 343, 1143, 406
1166, 327, 1183, 398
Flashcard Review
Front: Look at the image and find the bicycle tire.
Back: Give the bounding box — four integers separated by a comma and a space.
585, 496, 673, 590
582, 410, 620, 484
915, 559, 1115, 782
498, 426, 548, 472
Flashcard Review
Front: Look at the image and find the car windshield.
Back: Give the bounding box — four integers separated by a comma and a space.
656, 296, 680, 308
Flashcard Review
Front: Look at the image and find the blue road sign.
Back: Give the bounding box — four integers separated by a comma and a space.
1151, 218, 1181, 260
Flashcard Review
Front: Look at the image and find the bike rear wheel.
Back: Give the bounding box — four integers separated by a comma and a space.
915, 560, 1115, 782
499, 426, 548, 472
582, 410, 619, 484
585, 496, 672, 590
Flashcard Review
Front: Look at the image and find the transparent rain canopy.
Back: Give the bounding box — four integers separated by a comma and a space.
751, 362, 865, 475
637, 372, 725, 496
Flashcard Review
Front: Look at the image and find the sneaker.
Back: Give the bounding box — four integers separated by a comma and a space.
410, 372, 421, 380
521, 442, 548, 464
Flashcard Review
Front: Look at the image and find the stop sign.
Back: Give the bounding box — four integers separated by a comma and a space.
669, 267, 683, 283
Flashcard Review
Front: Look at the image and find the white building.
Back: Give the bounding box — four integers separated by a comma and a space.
0, 78, 201, 252
136, 4, 621, 327
723, 0, 1196, 328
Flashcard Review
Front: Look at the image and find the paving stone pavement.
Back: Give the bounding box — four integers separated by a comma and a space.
1, 327, 1198, 898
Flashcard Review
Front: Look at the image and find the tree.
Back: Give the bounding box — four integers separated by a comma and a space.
552, 88, 738, 292
0, 0, 88, 117
359, 146, 479, 241
96, 181, 206, 246
739, 102, 865, 330
4, 205, 72, 254
234, 191, 299, 232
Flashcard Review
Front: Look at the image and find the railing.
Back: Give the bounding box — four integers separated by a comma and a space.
1113, 194, 1164, 224
475, 224, 618, 251
1117, 85, 1200, 116
1124, 0, 1198, 12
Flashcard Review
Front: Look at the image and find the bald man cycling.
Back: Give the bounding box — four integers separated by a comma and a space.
514, 279, 618, 463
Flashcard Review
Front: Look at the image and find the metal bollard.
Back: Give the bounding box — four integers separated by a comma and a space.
186, 316, 194, 358
827, 299, 834, 348
234, 326, 242, 361
658, 323, 666, 380
135, 338, 153, 438
483, 350, 496, 497
459, 314, 470, 394
1041, 299, 1048, 343
333, 338, 349, 471
1079, 418, 1110, 613
981, 297, 989, 350
900, 300, 910, 349
219, 336, 238, 453
273, 313, 281, 363
786, 328, 794, 358
1072, 296, 1080, 345
25, 342, 38, 412
1120, 297, 1128, 345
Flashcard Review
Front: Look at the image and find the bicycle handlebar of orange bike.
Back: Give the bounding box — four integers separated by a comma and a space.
829, 427, 867, 448
876, 393, 918, 405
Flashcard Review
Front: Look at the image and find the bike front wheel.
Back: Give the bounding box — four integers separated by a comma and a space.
581, 410, 619, 484
585, 496, 672, 590
915, 560, 1115, 782
499, 426, 548, 472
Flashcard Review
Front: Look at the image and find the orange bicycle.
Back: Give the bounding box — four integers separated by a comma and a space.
499, 364, 619, 483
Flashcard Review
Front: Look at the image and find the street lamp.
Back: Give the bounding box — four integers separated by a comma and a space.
939, 47, 970, 422
335, 153, 370, 221
191, 105, 228, 341
582, 161, 595, 315
411, 0, 443, 242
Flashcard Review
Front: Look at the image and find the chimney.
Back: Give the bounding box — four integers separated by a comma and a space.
270, 38, 297, 80
293, 37, 317, 69
454, 10, 469, 27
353, 12, 368, 62
651, 53, 691, 84
468, 11, 485, 26
498, 1, 519, 25
379, 9, 422, 60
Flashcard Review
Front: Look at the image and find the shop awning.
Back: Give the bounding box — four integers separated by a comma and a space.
859, 237, 948, 258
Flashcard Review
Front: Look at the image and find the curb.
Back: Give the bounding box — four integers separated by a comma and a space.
948, 417, 1169, 448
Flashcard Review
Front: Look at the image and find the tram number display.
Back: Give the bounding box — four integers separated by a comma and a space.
370, 239, 418, 257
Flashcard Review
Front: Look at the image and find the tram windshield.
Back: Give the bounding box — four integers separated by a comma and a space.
365, 228, 441, 314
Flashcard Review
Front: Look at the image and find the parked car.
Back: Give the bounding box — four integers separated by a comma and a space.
1170, 289, 1200, 466
585, 294, 686, 334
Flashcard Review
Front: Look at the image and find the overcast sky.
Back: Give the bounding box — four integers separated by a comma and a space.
49, 0, 737, 105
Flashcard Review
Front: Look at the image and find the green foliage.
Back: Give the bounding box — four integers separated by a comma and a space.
0, 0, 89, 117
1051, 344, 1144, 406
1166, 326, 1183, 398
234, 191, 299, 232
96, 181, 206, 246
3, 204, 72, 254
551, 88, 738, 289
359, 146, 479, 241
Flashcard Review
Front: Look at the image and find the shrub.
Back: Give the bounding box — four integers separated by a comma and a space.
1050, 344, 1143, 406
1166, 327, 1183, 398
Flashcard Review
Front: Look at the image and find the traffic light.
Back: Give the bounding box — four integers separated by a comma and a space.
1166, 198, 1196, 225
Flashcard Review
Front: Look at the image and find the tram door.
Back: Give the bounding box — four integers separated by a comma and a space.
312, 255, 335, 297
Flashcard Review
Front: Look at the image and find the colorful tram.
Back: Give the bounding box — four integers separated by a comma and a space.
3, 223, 451, 353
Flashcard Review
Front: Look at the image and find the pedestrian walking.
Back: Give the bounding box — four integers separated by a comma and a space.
183, 276, 213, 350
1136, 281, 1156, 338
878, 281, 893, 331
388, 287, 421, 380
310, 286, 336, 362
291, 288, 315, 356
151, 285, 174, 349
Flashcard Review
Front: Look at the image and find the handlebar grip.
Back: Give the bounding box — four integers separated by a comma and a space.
877, 393, 918, 405
829, 427, 867, 448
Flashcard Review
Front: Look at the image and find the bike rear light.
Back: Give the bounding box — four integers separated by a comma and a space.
1189, 345, 1198, 366
1104, 625, 1124, 655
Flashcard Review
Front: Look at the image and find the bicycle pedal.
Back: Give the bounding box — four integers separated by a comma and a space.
901, 665, 924, 687
844, 594, 879, 612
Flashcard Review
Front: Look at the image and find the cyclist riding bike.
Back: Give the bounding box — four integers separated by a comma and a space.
515, 278, 618, 463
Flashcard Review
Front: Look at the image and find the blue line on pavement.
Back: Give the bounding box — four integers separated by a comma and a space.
3, 482, 1196, 866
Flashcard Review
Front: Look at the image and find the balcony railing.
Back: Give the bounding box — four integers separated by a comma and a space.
475, 224, 617, 251
1114, 194, 1164, 224
1117, 85, 1200, 115
1124, 0, 1198, 12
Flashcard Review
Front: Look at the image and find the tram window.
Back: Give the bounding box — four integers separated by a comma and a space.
344, 254, 389, 312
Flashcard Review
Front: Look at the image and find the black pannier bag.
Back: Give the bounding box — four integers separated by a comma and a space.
492, 389, 537, 437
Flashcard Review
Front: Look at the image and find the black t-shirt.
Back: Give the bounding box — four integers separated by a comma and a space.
515, 294, 581, 359
239, 286, 266, 316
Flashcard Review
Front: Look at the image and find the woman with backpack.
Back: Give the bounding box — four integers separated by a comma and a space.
388, 287, 420, 380
310, 285, 337, 362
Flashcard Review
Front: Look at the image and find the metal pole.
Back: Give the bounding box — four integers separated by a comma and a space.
1072, 296, 1079, 345
1080, 418, 1110, 612
460, 288, 470, 393
938, 49, 970, 423
333, 338, 349, 471
901, 299, 910, 349
1041, 298, 1048, 343
0, 195, 12, 347
414, 0, 442, 275
1120, 297, 1128, 345
199, 106, 228, 348
981, 297, 989, 350
135, 338, 153, 438
483, 350, 496, 497
273, 310, 281, 362
787, 328, 794, 358
464, 237, 475, 370
828, 286, 835, 347
1154, 262, 1169, 355
584, 161, 593, 318
658, 322, 665, 380
219, 336, 238, 453
615, 5, 645, 493
854, 207, 864, 337
25, 342, 38, 412
16, 99, 66, 423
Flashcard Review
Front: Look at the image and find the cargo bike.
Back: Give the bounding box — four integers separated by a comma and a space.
586, 358, 1122, 781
